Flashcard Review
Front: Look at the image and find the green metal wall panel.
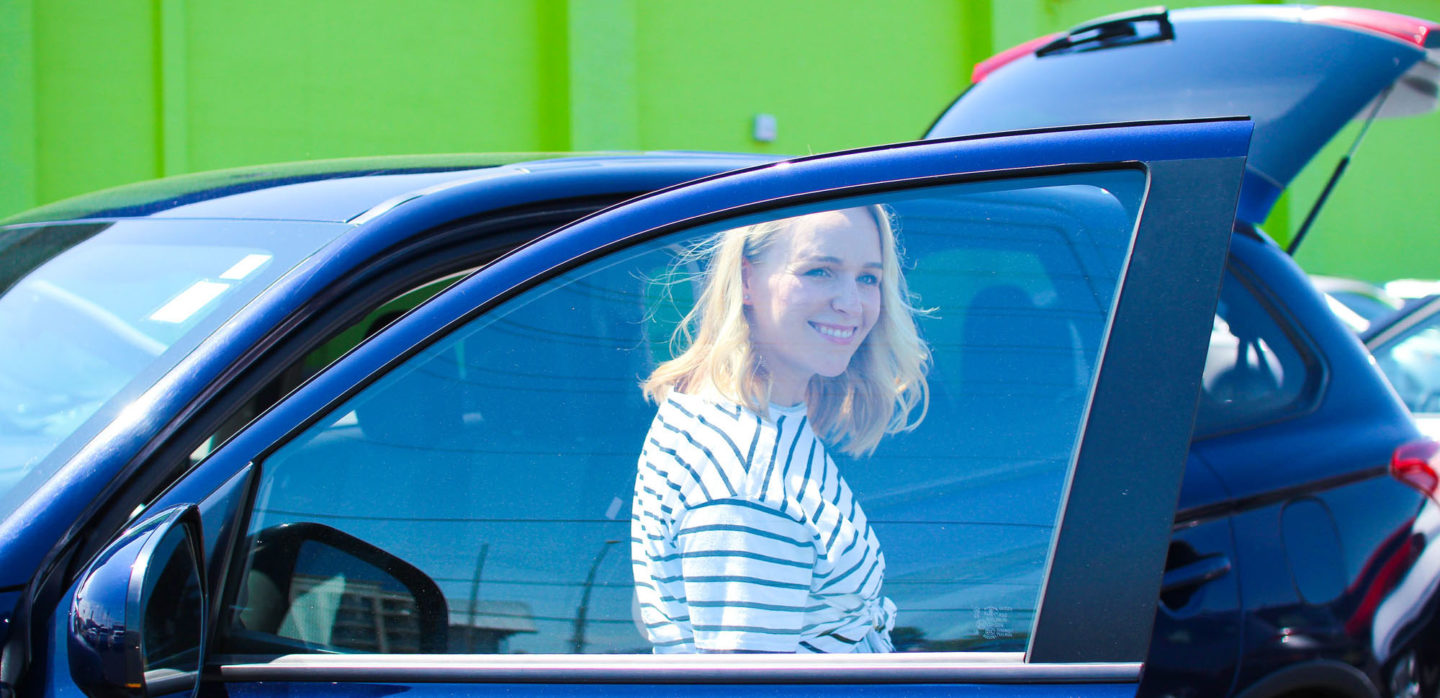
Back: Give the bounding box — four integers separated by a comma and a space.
0, 0, 37, 215
631, 0, 972, 154
178, 0, 554, 170
567, 0, 638, 150
3, 0, 1440, 284
33, 0, 158, 206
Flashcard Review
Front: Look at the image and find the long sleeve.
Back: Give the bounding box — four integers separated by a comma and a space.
676, 498, 817, 652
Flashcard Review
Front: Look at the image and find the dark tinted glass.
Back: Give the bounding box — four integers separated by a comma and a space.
1194, 266, 1316, 436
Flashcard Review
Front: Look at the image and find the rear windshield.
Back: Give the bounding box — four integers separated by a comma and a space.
0, 219, 348, 511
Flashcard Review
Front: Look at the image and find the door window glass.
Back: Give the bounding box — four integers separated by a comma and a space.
225, 170, 1145, 656
188, 272, 468, 465
1194, 266, 1318, 436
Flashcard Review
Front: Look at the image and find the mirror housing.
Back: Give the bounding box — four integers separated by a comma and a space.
69, 505, 206, 698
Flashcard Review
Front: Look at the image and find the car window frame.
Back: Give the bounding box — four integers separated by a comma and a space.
215, 164, 1153, 680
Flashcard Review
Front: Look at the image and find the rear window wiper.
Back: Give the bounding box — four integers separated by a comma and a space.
1037, 6, 1175, 57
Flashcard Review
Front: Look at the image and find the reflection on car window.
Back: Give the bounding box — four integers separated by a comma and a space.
188, 272, 468, 466
1375, 314, 1440, 413
226, 170, 1145, 656
1194, 266, 1317, 436
0, 220, 346, 513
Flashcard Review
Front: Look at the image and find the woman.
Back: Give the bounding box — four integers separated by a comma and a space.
632, 205, 930, 653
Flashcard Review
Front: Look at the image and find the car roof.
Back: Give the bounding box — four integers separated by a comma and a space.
926, 5, 1440, 224
0, 152, 778, 226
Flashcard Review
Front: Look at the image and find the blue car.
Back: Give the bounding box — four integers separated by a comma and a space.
0, 7, 1436, 698
929, 5, 1440, 697
5, 121, 1246, 697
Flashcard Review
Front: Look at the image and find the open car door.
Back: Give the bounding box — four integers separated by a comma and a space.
52, 119, 1248, 698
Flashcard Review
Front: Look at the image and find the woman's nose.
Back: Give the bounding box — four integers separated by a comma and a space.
832, 279, 862, 314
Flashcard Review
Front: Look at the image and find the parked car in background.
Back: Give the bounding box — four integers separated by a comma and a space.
1387, 278, 1440, 301
1367, 294, 1440, 438
928, 5, 1440, 698
1311, 274, 1403, 332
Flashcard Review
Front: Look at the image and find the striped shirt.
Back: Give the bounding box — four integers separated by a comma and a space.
632, 391, 895, 653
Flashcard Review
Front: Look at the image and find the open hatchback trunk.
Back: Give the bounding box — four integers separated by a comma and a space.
926, 5, 1440, 224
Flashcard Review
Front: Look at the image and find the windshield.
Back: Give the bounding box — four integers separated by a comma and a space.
0, 219, 349, 506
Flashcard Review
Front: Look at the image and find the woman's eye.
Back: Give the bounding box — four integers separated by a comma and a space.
859, 274, 880, 286
803, 267, 832, 278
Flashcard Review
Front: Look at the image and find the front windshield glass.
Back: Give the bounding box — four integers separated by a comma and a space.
0, 219, 348, 506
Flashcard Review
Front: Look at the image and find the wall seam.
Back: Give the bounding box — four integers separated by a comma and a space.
567, 0, 639, 151
156, 0, 188, 177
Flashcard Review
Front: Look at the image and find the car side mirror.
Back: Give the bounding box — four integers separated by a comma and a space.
226, 522, 449, 654
69, 505, 206, 698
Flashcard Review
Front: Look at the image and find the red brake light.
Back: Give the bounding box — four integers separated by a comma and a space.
1392, 439, 1440, 500
1305, 6, 1440, 49
971, 32, 1063, 84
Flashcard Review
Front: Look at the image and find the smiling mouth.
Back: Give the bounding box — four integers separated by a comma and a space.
811, 322, 857, 340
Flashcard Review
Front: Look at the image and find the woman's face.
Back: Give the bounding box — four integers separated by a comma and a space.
744, 208, 883, 406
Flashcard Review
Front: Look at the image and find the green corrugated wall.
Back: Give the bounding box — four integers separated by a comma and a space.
3, 0, 1438, 281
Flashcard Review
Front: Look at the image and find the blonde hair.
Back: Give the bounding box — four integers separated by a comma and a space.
643, 205, 930, 457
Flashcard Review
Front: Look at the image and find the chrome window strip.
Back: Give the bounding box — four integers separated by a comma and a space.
218, 653, 1140, 684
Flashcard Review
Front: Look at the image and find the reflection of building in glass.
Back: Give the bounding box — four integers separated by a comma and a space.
289, 575, 536, 653
449, 602, 538, 653
292, 575, 423, 652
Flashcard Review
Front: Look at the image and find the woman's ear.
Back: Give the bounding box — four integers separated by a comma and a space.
741, 259, 754, 305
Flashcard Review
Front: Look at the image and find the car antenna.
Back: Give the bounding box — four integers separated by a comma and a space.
1287, 86, 1392, 255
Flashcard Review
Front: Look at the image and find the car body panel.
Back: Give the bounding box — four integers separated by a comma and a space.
926, 5, 1437, 223
1146, 455, 1244, 698
1174, 230, 1426, 693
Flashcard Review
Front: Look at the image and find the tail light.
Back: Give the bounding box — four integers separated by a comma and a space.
1391, 439, 1440, 501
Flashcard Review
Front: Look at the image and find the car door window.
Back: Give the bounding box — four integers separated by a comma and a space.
187, 271, 468, 465
1194, 265, 1319, 437
219, 169, 1147, 657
